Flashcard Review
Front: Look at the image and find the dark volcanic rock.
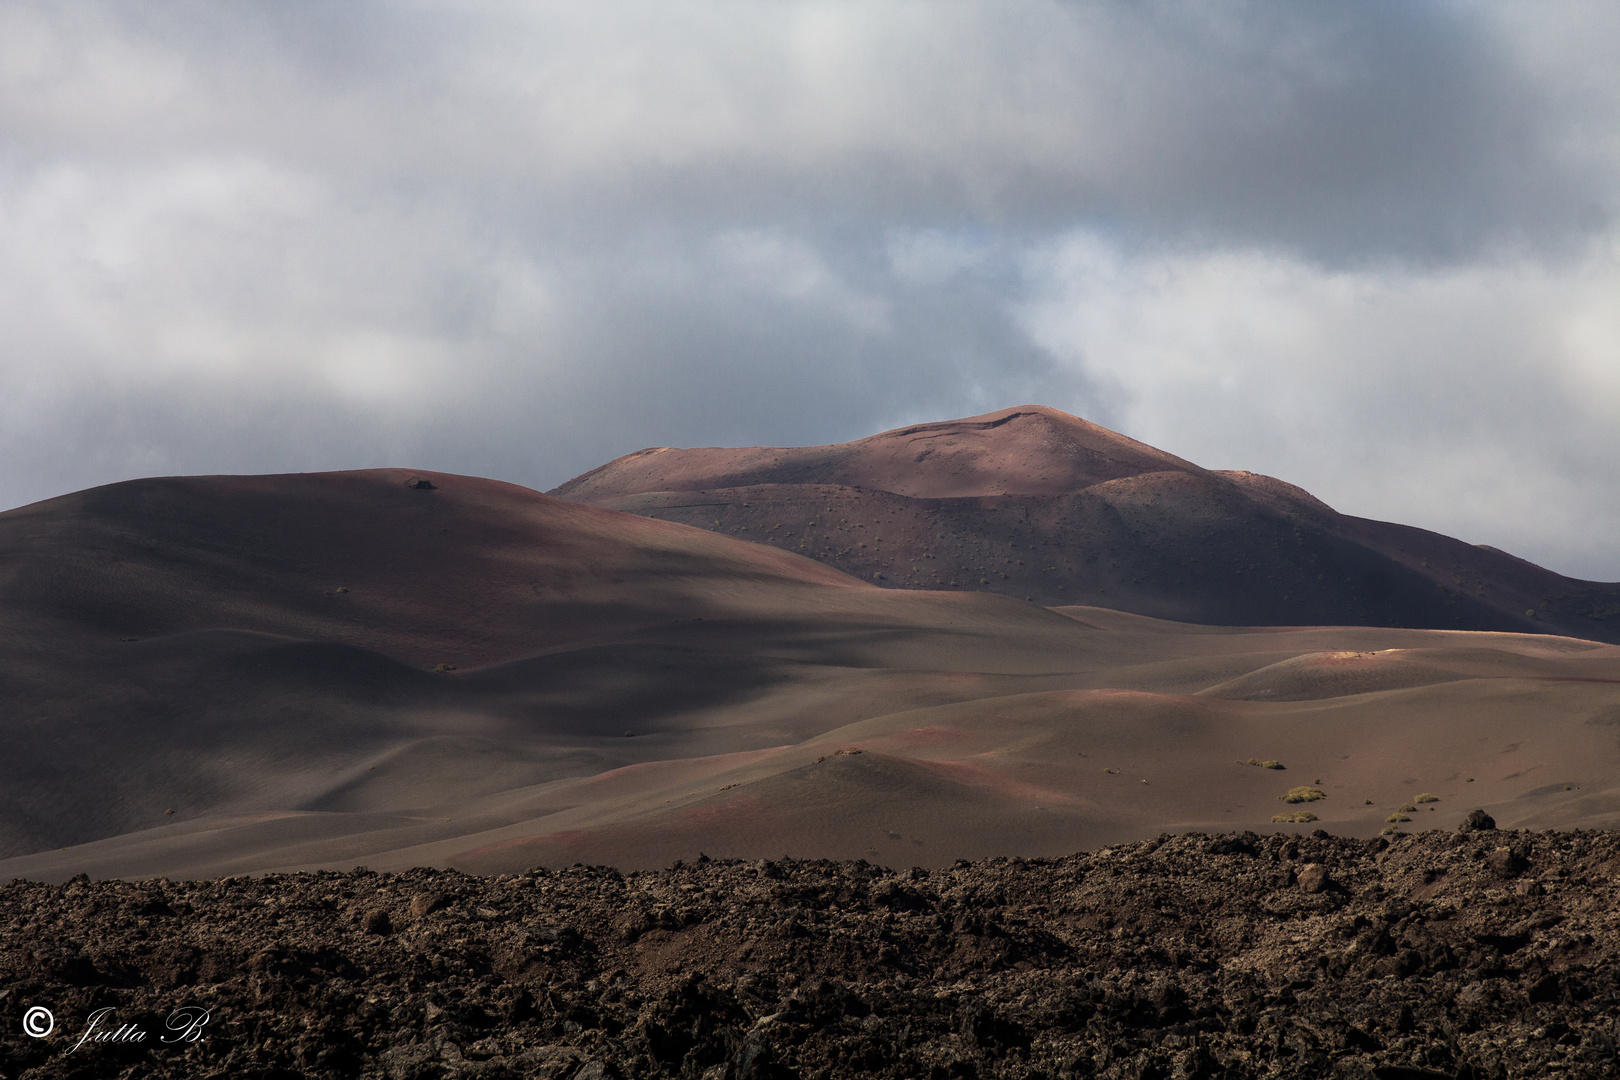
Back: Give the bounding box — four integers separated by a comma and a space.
5, 830, 1620, 1079
1460, 809, 1497, 832
1296, 862, 1330, 894
1488, 845, 1530, 879
409, 890, 450, 918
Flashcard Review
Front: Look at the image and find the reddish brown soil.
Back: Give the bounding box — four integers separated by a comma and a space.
550, 406, 1620, 643
552, 407, 1198, 502
0, 468, 863, 670
5, 824, 1620, 1079
3, 467, 1619, 882
0, 469, 874, 860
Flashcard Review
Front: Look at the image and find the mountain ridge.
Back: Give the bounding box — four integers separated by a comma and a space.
551, 405, 1620, 643
553, 405, 1206, 502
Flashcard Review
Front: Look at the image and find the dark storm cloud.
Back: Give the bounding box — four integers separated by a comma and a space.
6, 2, 1604, 253
2, 1, 1619, 576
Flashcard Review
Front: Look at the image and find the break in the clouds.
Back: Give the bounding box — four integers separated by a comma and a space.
3, 1, 1620, 578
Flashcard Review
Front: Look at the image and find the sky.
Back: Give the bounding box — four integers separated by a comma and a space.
3, 1, 1620, 579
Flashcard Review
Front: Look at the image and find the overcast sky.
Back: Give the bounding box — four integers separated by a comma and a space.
4, 2, 1619, 578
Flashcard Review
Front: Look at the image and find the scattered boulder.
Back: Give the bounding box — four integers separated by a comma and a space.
1488, 846, 1529, 879
1296, 863, 1330, 894
410, 890, 451, 917
1459, 809, 1497, 832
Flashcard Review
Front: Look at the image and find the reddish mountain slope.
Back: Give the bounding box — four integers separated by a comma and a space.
555, 406, 1198, 500
551, 406, 1620, 642
0, 468, 866, 669
0, 470, 880, 855
5, 463, 1620, 879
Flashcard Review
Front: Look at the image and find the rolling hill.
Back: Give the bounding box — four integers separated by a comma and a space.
2, 460, 1618, 882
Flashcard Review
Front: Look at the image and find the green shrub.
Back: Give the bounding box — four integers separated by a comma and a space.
1281, 786, 1325, 804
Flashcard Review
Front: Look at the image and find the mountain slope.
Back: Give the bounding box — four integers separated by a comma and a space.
554, 406, 1200, 501
551, 405, 1620, 642
0, 468, 867, 669
0, 469, 876, 855
4, 465, 1620, 878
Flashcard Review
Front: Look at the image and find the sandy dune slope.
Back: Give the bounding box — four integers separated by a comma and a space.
2, 467, 1618, 881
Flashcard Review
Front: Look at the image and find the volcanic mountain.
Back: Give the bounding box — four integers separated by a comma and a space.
5, 465, 1620, 884
551, 405, 1620, 643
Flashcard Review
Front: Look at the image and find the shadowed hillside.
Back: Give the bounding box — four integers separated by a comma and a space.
4, 465, 1619, 883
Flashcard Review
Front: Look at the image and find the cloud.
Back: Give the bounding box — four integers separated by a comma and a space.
1018, 233, 1620, 579
1, 1, 1619, 577
6, 2, 1610, 251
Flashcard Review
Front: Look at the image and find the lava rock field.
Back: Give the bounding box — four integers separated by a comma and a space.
6, 823, 1620, 1079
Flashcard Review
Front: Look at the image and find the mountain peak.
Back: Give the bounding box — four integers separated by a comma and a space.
552, 405, 1620, 641
552, 405, 1201, 502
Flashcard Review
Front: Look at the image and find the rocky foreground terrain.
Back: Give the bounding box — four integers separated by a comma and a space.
5, 819, 1620, 1079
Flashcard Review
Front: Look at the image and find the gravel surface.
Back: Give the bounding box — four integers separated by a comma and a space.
5, 821, 1620, 1079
